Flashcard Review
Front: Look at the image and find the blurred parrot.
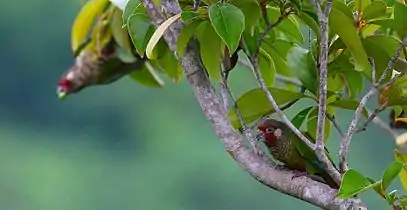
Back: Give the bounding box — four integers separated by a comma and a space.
257, 119, 339, 188
56, 41, 145, 99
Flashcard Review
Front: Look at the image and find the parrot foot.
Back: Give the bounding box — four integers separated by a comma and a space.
253, 144, 265, 156
291, 170, 309, 180
274, 164, 289, 171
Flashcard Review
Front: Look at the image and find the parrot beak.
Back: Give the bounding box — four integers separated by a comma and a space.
255, 129, 265, 141
58, 92, 67, 100
56, 87, 68, 100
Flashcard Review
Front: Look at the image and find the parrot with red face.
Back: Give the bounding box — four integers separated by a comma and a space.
257, 119, 339, 188
56, 41, 145, 99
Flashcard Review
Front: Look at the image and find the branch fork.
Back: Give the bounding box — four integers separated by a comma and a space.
138, 0, 366, 208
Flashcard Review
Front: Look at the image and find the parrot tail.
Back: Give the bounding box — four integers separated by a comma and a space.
316, 171, 340, 189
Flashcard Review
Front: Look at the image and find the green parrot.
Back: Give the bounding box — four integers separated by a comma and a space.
56, 41, 145, 99
257, 119, 339, 188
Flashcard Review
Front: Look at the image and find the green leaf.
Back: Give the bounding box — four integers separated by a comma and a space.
361, 24, 382, 37
393, 106, 404, 118
328, 100, 369, 118
263, 39, 294, 77
296, 12, 321, 42
385, 85, 407, 106
122, 0, 141, 26
229, 0, 261, 34
196, 21, 222, 82
337, 169, 374, 199
394, 150, 407, 193
228, 88, 311, 129
394, 2, 407, 38
242, 25, 261, 56
129, 62, 164, 87
267, 7, 303, 44
127, 13, 154, 57
259, 48, 276, 86
385, 190, 398, 205
329, 7, 369, 71
369, 19, 399, 31
154, 48, 183, 83
287, 45, 318, 94
343, 71, 364, 99
384, 0, 396, 6
362, 1, 387, 20
367, 35, 405, 58
115, 44, 137, 63
362, 37, 393, 82
292, 107, 314, 128
209, 3, 245, 55
181, 11, 198, 22
71, 0, 109, 53
327, 74, 343, 92
395, 58, 407, 73
88, 12, 112, 54
306, 107, 331, 141
366, 178, 386, 197
326, 92, 341, 104
354, 0, 370, 13
177, 20, 202, 57
382, 161, 404, 191
111, 8, 133, 56
332, 0, 355, 20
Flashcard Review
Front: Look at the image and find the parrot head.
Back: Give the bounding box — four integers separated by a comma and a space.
56, 69, 81, 100
257, 119, 286, 146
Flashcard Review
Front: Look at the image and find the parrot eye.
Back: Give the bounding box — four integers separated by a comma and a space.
265, 127, 274, 133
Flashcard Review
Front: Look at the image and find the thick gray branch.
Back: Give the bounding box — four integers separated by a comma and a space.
139, 0, 366, 209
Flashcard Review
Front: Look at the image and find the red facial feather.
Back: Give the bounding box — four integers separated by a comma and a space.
258, 123, 278, 146
58, 79, 71, 92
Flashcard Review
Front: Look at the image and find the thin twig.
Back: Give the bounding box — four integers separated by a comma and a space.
249, 58, 315, 150
326, 113, 346, 138
247, 9, 316, 150
354, 106, 386, 133
220, 70, 265, 156
365, 108, 399, 140
253, 12, 289, 59
249, 56, 341, 183
237, 59, 304, 87
275, 75, 302, 86
260, 0, 270, 26
240, 58, 346, 144
339, 58, 378, 172
377, 37, 407, 85
339, 37, 407, 172
136, 1, 367, 208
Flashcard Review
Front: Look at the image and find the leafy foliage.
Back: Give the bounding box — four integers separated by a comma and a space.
68, 0, 407, 208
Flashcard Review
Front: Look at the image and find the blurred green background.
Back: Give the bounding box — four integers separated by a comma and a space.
0, 1, 403, 209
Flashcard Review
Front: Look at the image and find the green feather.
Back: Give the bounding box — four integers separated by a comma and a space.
291, 131, 337, 173
261, 119, 339, 188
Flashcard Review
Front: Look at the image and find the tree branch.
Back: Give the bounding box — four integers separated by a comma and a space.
339, 58, 378, 172
366, 108, 400, 140
339, 36, 407, 172
138, 0, 366, 208
354, 106, 386, 134
248, 9, 316, 150
238, 58, 346, 139
220, 70, 265, 156
308, 0, 342, 184
377, 37, 407, 86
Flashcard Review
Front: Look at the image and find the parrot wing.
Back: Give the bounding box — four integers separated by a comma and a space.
292, 131, 337, 174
